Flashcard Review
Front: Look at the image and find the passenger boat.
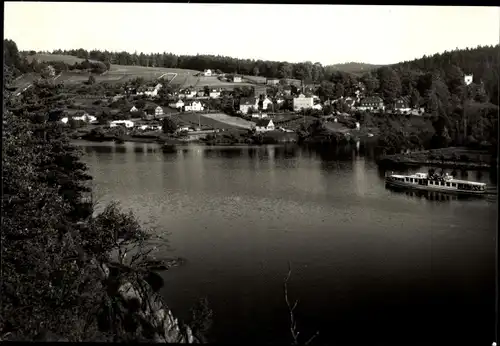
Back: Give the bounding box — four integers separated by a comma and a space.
385, 171, 487, 195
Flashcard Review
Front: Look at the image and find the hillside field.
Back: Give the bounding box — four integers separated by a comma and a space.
26, 54, 200, 86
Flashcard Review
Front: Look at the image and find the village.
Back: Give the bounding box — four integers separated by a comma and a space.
60, 67, 434, 144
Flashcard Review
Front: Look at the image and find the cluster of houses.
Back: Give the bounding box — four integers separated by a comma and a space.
127, 83, 163, 97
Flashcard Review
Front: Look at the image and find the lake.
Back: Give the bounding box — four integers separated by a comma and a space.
77, 140, 497, 345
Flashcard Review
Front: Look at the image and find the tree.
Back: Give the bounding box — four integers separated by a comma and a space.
87, 75, 96, 85
360, 73, 379, 96
317, 81, 335, 100
162, 117, 177, 134
410, 88, 421, 108
278, 62, 293, 79
377, 66, 402, 103
334, 83, 345, 99
252, 66, 259, 76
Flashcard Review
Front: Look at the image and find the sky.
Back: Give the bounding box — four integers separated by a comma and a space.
4, 3, 499, 65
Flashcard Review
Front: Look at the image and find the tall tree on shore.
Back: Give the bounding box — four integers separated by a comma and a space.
377, 66, 402, 103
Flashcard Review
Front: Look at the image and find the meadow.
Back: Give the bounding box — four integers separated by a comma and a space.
26, 54, 200, 86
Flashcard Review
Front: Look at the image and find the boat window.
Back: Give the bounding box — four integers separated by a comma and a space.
451, 183, 456, 187
446, 182, 450, 187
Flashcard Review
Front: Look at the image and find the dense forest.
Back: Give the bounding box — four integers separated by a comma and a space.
3, 40, 211, 342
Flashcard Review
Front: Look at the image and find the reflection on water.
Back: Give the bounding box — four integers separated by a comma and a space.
76, 140, 497, 345
385, 185, 487, 202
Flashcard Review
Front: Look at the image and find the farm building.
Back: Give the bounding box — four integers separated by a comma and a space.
293, 94, 314, 111
184, 100, 204, 112
357, 96, 385, 111
203, 69, 212, 77
239, 97, 258, 114
130, 106, 138, 112
110, 120, 134, 128
254, 119, 275, 132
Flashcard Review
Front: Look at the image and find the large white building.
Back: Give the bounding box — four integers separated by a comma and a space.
293, 94, 314, 111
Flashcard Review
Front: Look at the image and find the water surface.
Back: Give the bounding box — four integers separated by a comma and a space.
78, 140, 497, 345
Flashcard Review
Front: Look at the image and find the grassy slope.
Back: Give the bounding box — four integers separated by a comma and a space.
27, 54, 200, 86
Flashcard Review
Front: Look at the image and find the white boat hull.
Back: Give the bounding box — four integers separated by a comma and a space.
385, 177, 486, 195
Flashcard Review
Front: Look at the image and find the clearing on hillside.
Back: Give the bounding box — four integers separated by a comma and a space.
26, 54, 200, 85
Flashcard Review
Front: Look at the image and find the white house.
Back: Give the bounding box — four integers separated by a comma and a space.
276, 97, 285, 105
110, 120, 134, 128
130, 106, 138, 113
312, 104, 323, 110
293, 94, 314, 111
170, 99, 184, 109
182, 89, 197, 99
209, 90, 221, 99
203, 69, 212, 77
254, 119, 275, 132
239, 97, 258, 114
464, 74, 473, 86
231, 75, 242, 83
184, 100, 204, 112
154, 83, 163, 91
261, 97, 273, 110
155, 106, 164, 117
137, 87, 158, 97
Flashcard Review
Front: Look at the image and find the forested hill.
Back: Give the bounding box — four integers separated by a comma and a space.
390, 45, 499, 105
325, 62, 383, 75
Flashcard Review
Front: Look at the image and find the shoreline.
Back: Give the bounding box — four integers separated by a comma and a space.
378, 148, 495, 170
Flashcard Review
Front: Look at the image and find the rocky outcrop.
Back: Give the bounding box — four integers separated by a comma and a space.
99, 261, 196, 343
117, 280, 195, 343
